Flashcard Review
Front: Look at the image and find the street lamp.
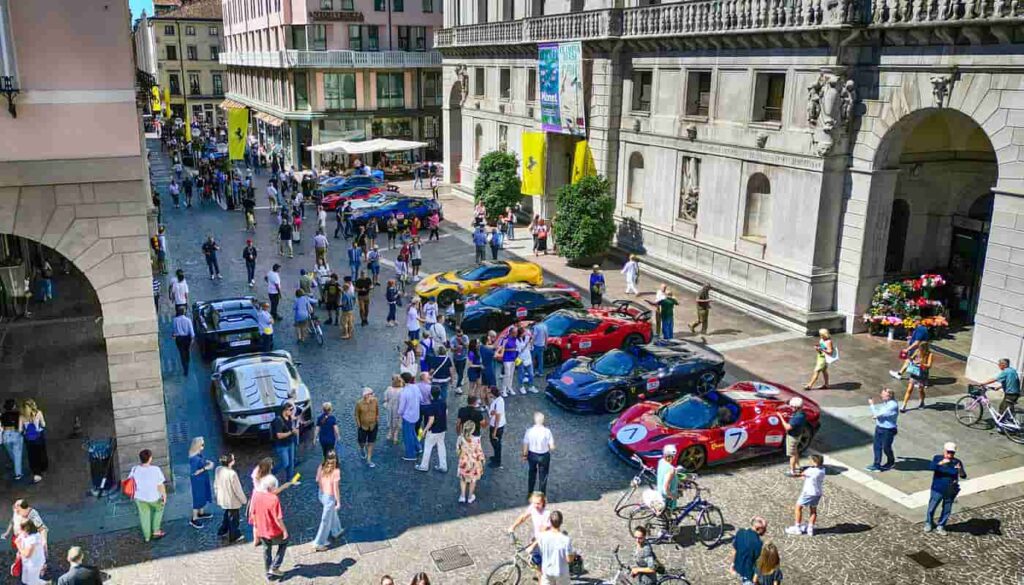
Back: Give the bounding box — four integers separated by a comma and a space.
0, 75, 18, 118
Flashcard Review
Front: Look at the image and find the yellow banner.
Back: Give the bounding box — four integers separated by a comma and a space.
150, 86, 161, 113
228, 108, 248, 161
571, 140, 596, 184
163, 87, 171, 118
521, 132, 546, 197
184, 107, 192, 142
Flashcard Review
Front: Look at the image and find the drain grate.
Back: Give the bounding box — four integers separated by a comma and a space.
349, 525, 391, 556
166, 421, 190, 445
431, 545, 474, 572
907, 550, 944, 569
356, 540, 391, 555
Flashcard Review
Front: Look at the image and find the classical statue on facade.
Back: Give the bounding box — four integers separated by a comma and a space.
840, 79, 857, 124
930, 74, 953, 108
819, 75, 842, 130
807, 78, 822, 126
679, 157, 700, 222
454, 64, 469, 105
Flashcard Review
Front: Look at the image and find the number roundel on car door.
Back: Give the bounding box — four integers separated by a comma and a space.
723, 427, 748, 454
615, 423, 648, 445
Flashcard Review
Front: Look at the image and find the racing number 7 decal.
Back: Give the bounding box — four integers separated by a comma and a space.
723, 427, 748, 454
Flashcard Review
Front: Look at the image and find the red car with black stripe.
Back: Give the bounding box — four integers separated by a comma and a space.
608, 381, 821, 472
496, 300, 654, 368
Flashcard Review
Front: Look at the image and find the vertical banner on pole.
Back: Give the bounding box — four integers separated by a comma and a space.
521, 132, 546, 197
571, 140, 596, 184
539, 42, 586, 137
227, 108, 248, 161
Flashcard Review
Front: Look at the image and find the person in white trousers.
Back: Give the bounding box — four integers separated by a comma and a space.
621, 255, 639, 295
416, 386, 448, 472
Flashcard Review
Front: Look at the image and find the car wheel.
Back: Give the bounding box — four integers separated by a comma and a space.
695, 371, 720, 394
796, 425, 815, 453
438, 289, 457, 307
543, 346, 562, 368
677, 445, 706, 472
621, 333, 645, 350
604, 388, 629, 414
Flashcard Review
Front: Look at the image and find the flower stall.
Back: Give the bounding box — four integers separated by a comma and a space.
862, 273, 949, 339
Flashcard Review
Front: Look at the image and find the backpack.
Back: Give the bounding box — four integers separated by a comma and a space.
23, 422, 42, 442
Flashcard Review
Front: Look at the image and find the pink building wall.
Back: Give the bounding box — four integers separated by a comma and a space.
1, 0, 141, 161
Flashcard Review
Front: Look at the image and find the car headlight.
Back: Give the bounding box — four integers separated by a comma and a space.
635, 450, 662, 458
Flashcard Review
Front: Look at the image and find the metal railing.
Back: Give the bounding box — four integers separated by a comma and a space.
219, 50, 442, 69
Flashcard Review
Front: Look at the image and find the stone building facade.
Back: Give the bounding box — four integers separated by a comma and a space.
437, 0, 1024, 379
0, 0, 168, 473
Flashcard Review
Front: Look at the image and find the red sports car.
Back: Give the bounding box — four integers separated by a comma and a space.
320, 186, 380, 211
495, 300, 653, 366
608, 381, 821, 472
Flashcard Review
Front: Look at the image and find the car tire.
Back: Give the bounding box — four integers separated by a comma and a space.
677, 445, 706, 472
695, 371, 720, 394
604, 388, 629, 414
796, 425, 815, 453
543, 346, 562, 368
622, 333, 645, 350
438, 290, 457, 307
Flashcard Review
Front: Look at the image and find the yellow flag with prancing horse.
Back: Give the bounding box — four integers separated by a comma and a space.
571, 140, 596, 184
521, 132, 546, 197
228, 108, 248, 161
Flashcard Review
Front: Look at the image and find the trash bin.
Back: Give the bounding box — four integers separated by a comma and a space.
86, 438, 115, 497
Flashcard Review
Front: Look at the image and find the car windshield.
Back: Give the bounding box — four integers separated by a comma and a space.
480, 288, 517, 307
659, 396, 717, 429
544, 312, 579, 336
592, 350, 637, 377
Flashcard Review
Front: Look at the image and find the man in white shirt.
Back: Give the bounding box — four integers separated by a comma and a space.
423, 298, 439, 327
429, 314, 448, 346
522, 412, 555, 497
168, 270, 189, 311
488, 386, 506, 469
266, 264, 283, 320
266, 183, 279, 212
533, 511, 574, 585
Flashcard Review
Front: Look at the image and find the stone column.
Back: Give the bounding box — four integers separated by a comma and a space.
586, 47, 625, 198
967, 190, 1024, 380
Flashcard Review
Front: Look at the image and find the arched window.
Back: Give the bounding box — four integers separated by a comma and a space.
474, 124, 484, 162
743, 173, 771, 242
627, 152, 645, 206
885, 199, 910, 274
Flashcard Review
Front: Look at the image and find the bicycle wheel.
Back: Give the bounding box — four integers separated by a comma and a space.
695, 505, 725, 548
622, 503, 656, 531
614, 485, 639, 519
657, 576, 692, 585
314, 323, 325, 346
1003, 408, 1024, 444
485, 561, 521, 585
954, 395, 984, 427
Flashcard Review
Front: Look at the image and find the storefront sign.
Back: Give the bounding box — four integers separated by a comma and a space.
310, 10, 365, 22
539, 41, 586, 137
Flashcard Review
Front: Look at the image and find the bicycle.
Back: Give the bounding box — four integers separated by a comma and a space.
485, 533, 584, 585
626, 477, 725, 548
307, 313, 325, 346
614, 454, 658, 519
954, 384, 1024, 443
599, 544, 691, 585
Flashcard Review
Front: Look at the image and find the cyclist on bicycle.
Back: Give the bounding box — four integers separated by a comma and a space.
508, 491, 550, 571
976, 358, 1020, 417
657, 445, 681, 510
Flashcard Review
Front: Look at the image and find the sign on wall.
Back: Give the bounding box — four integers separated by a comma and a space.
310, 11, 365, 22
539, 42, 586, 137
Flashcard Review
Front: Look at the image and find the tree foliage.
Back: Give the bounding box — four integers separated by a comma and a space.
473, 151, 522, 222
553, 175, 616, 261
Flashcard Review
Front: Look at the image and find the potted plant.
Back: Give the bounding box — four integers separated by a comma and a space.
552, 175, 616, 266
473, 151, 522, 224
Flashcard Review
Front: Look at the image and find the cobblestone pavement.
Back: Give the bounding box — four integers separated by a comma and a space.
29, 146, 1024, 585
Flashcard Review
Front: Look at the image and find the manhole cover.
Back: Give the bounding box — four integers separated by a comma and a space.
356, 540, 391, 555
166, 421, 190, 445
349, 525, 391, 556
907, 550, 944, 569
431, 545, 474, 572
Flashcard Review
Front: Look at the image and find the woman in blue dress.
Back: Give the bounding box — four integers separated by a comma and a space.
480, 332, 497, 391
188, 436, 214, 529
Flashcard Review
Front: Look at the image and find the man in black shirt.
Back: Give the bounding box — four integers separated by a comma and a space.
271, 403, 300, 482
416, 386, 448, 472
334, 206, 345, 239
457, 396, 485, 437
278, 218, 294, 258
781, 397, 807, 477
322, 274, 342, 325
354, 270, 373, 326
242, 239, 258, 287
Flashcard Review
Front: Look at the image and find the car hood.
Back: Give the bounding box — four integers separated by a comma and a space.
220, 368, 310, 414
416, 273, 458, 293
547, 363, 610, 397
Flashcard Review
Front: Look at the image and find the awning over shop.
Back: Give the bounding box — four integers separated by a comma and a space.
218, 99, 247, 110
306, 138, 428, 154
255, 112, 285, 127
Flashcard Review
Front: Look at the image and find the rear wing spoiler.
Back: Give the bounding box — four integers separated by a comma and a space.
610, 299, 653, 321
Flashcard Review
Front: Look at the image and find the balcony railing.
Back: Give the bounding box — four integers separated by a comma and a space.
219, 50, 442, 69
870, 0, 1024, 24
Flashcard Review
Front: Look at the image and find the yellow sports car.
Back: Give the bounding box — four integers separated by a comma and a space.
415, 261, 543, 305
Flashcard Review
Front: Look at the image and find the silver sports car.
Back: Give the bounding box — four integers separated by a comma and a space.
210, 351, 313, 438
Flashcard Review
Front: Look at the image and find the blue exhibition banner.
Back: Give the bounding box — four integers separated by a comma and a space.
539, 42, 585, 137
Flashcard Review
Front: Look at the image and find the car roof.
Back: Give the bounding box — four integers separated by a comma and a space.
195, 296, 258, 312
638, 339, 724, 363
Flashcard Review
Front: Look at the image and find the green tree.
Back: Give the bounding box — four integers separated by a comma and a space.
553, 175, 616, 262
473, 151, 522, 222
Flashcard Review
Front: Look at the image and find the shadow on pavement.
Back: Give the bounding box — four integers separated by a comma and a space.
892, 457, 935, 472
944, 517, 1001, 536
813, 522, 872, 535
282, 557, 356, 580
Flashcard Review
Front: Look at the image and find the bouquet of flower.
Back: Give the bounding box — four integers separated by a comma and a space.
921, 315, 949, 328
919, 274, 946, 288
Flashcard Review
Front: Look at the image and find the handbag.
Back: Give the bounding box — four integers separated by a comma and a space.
824, 345, 840, 365
121, 466, 138, 500
906, 362, 921, 377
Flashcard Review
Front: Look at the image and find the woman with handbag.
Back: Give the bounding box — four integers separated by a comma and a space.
126, 448, 167, 542
589, 266, 605, 308
803, 329, 836, 390
20, 401, 46, 484
901, 342, 933, 412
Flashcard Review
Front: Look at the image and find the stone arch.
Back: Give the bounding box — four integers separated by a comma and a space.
0, 183, 168, 474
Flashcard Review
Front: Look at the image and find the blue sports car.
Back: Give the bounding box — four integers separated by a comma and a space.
318, 175, 382, 193
350, 196, 442, 226
545, 339, 725, 414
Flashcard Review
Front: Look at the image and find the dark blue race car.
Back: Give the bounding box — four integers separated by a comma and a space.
318, 175, 382, 194
545, 339, 725, 414
192, 296, 263, 360
350, 196, 442, 227
459, 285, 583, 334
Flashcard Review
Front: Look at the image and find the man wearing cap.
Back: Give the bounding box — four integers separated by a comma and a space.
257, 302, 274, 351
925, 442, 967, 534
780, 397, 807, 476
657, 445, 680, 509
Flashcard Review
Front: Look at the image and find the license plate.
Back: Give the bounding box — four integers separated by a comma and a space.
229, 339, 251, 347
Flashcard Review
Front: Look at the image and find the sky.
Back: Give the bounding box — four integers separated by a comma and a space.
130, 0, 154, 19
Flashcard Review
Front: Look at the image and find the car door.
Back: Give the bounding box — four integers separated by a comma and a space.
592, 322, 622, 353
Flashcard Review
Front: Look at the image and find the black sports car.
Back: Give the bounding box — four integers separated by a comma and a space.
192, 297, 262, 360
459, 285, 583, 334
545, 339, 725, 414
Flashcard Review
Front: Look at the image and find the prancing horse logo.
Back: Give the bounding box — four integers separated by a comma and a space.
527, 156, 538, 172
234, 127, 243, 141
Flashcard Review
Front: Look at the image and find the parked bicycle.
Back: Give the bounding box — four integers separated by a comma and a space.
485, 532, 584, 585
955, 384, 1024, 443
626, 476, 725, 547
614, 454, 658, 519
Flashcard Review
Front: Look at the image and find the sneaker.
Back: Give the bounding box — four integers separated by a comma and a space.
233, 534, 246, 543
785, 525, 804, 536
189, 520, 203, 530
528, 386, 539, 394
865, 465, 882, 472
459, 495, 466, 503
501, 391, 509, 398
216, 274, 223, 280
889, 370, 902, 380
519, 387, 527, 395
923, 524, 933, 533
249, 281, 254, 287
455, 387, 464, 395
434, 466, 447, 472
268, 568, 284, 577
368, 461, 376, 468
805, 525, 814, 536
468, 494, 476, 504
197, 512, 213, 519
935, 527, 947, 535
415, 465, 429, 472
210, 275, 215, 280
